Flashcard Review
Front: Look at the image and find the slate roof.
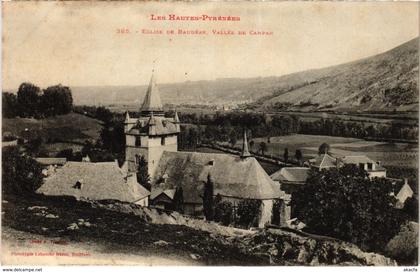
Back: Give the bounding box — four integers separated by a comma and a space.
141, 73, 163, 113
342, 155, 386, 171
127, 116, 179, 136
151, 151, 286, 203
310, 154, 338, 169
37, 161, 150, 202
270, 167, 310, 184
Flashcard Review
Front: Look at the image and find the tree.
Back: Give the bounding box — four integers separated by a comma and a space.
236, 199, 261, 228
292, 165, 404, 252
136, 155, 151, 191
259, 142, 267, 155
249, 140, 254, 151
214, 194, 233, 226
402, 196, 418, 222
318, 143, 330, 155
173, 187, 184, 213
229, 130, 237, 147
2, 147, 43, 195
41, 84, 73, 116
283, 148, 289, 163
3, 92, 18, 118
17, 82, 41, 117
295, 149, 303, 165
202, 173, 214, 221
56, 148, 74, 160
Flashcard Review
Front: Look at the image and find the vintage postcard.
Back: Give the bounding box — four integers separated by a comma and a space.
1, 1, 419, 268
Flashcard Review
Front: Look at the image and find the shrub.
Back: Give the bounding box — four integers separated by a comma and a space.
214, 197, 233, 226
235, 199, 261, 228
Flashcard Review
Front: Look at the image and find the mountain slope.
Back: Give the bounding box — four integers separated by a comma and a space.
257, 37, 419, 112
68, 37, 418, 112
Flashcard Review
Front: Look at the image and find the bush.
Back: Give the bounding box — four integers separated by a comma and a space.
235, 199, 261, 228
2, 147, 43, 196
214, 198, 233, 226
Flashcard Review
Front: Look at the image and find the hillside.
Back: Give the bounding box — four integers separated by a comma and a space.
64, 37, 418, 112
256, 37, 419, 112
2, 113, 103, 155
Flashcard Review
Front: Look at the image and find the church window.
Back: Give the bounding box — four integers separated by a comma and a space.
135, 136, 141, 146
161, 136, 166, 145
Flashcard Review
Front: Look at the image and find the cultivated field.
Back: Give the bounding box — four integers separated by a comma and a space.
234, 134, 418, 169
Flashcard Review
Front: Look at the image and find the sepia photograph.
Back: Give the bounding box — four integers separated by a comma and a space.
1, 1, 419, 268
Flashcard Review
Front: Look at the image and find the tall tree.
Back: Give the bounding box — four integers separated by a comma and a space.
259, 142, 267, 155
202, 173, 214, 221
283, 148, 289, 163
229, 130, 237, 147
318, 143, 330, 155
41, 84, 73, 116
173, 186, 184, 213
295, 149, 303, 165
136, 155, 151, 191
2, 92, 18, 118
17, 82, 41, 117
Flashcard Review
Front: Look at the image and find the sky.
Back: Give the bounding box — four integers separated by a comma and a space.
2, 1, 419, 90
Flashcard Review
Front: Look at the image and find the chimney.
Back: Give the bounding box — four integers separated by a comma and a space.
240, 129, 251, 159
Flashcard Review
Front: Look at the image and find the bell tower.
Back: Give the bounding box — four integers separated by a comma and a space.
124, 72, 180, 178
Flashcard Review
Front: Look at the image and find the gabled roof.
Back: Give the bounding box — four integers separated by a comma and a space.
140, 73, 163, 114
150, 188, 176, 201
310, 154, 337, 169
152, 151, 286, 203
396, 182, 414, 204
270, 167, 310, 184
37, 161, 150, 202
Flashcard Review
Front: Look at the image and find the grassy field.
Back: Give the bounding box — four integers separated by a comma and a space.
233, 134, 418, 169
2, 113, 103, 156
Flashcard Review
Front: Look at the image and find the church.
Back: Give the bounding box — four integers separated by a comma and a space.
37, 72, 291, 228
124, 72, 291, 228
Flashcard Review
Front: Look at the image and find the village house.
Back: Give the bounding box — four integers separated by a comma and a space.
124, 72, 290, 227
341, 155, 386, 178
394, 179, 414, 209
37, 161, 150, 206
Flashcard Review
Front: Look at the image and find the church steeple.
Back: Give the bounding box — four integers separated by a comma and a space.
240, 129, 251, 158
140, 71, 164, 116
174, 110, 180, 123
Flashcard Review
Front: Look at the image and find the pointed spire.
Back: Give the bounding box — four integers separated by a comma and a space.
240, 129, 251, 158
124, 111, 130, 123
174, 110, 180, 123
140, 71, 164, 116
